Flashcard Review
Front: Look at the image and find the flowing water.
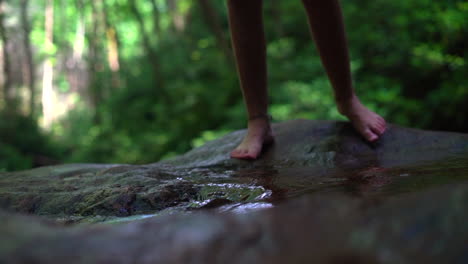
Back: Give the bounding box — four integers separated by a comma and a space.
85, 156, 468, 225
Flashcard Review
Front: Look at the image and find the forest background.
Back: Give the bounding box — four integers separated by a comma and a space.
0, 0, 466, 171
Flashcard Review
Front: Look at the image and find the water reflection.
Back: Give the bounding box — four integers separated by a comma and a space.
218, 202, 274, 213
61, 156, 468, 225
221, 156, 468, 211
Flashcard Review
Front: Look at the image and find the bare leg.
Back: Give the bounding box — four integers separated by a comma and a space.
228, 0, 274, 159
302, 0, 386, 141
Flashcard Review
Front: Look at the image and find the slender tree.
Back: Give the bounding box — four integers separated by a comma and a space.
149, 0, 161, 35
198, 0, 233, 64
42, 0, 55, 127
0, 0, 12, 109
20, 0, 37, 117
167, 0, 186, 33
101, 0, 121, 89
72, 0, 85, 82
128, 0, 165, 92
87, 0, 104, 121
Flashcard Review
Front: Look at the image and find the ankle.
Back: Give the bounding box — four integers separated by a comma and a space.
248, 114, 272, 122
336, 95, 359, 115
248, 117, 270, 126
247, 117, 271, 132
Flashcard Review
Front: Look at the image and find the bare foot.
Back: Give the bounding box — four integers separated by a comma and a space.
337, 95, 386, 142
230, 117, 274, 160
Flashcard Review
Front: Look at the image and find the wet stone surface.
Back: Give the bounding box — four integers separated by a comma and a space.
1, 120, 468, 263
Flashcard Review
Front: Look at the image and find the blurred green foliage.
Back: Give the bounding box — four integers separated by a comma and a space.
0, 0, 466, 171
0, 112, 63, 171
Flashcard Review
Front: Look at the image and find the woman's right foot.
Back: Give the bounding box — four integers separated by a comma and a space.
337, 95, 386, 142
230, 117, 274, 160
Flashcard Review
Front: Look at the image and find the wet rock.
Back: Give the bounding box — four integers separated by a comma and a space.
0, 120, 467, 263
163, 120, 468, 168
1, 120, 468, 218
0, 164, 201, 218
1, 120, 466, 220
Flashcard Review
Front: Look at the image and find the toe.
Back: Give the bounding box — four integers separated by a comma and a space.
379, 125, 386, 134
363, 128, 378, 142
371, 126, 383, 136
378, 117, 386, 128
374, 120, 385, 133
379, 122, 387, 133
230, 150, 240, 158
372, 122, 385, 135
246, 147, 261, 159
244, 153, 257, 160
230, 148, 247, 158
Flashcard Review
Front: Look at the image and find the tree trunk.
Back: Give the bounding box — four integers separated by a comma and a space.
198, 0, 233, 64
87, 0, 104, 123
101, 0, 121, 89
0, 0, 12, 110
128, 0, 165, 92
73, 0, 85, 62
42, 0, 55, 127
167, 0, 186, 33
149, 0, 161, 35
20, 0, 37, 118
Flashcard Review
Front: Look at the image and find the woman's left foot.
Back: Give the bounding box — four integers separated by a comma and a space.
230, 117, 274, 160
337, 96, 386, 142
